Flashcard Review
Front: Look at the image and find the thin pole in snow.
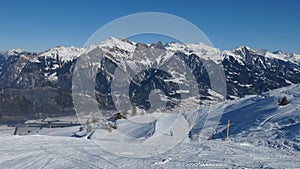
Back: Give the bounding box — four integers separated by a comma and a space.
209, 130, 213, 140
226, 119, 230, 141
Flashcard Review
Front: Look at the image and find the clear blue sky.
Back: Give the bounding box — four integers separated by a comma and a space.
0, 0, 299, 53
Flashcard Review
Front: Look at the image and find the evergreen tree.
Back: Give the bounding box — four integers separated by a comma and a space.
278, 96, 288, 106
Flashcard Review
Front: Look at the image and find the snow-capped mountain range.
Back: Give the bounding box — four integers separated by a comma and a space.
1, 37, 300, 123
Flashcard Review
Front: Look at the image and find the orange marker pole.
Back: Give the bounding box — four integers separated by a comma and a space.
226, 119, 230, 141
209, 130, 213, 140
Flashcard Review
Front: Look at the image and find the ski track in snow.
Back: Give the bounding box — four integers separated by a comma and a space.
0, 135, 299, 169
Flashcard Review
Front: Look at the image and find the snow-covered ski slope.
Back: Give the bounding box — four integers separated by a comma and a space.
192, 84, 300, 152
0, 135, 299, 169
91, 113, 190, 158
1, 84, 300, 168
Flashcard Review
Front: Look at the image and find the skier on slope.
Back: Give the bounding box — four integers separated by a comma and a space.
170, 131, 173, 136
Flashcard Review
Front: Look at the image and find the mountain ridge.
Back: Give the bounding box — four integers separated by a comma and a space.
1, 38, 300, 124
1, 38, 299, 63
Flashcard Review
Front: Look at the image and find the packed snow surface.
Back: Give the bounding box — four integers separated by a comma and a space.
1, 84, 300, 168
0, 135, 299, 169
